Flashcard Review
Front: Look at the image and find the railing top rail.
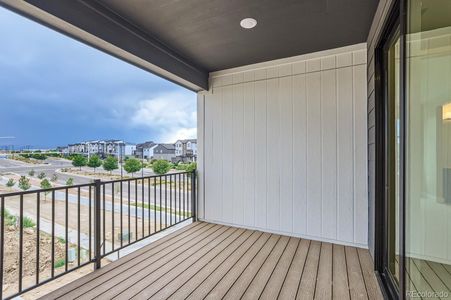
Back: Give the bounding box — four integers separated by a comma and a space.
100, 171, 194, 185
0, 171, 195, 197
0, 182, 95, 197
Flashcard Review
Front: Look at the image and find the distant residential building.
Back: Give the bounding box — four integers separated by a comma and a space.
68, 143, 86, 154
56, 146, 68, 154
175, 139, 197, 162
67, 140, 135, 158
135, 141, 157, 159
153, 144, 176, 161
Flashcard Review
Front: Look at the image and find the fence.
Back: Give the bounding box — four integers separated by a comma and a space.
0, 171, 196, 299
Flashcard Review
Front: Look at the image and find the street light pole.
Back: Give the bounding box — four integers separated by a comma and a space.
120, 145, 123, 179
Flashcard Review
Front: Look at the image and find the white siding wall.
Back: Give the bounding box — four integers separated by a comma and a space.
198, 44, 368, 248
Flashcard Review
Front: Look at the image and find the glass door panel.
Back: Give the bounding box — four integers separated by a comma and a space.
385, 29, 401, 287
406, 0, 451, 298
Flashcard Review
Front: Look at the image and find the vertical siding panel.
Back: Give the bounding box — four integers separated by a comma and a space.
233, 84, 245, 225
321, 69, 337, 239
306, 71, 322, 237
222, 86, 234, 222
293, 74, 307, 234
279, 75, 293, 233
196, 94, 205, 219
211, 87, 224, 221
337, 67, 355, 243
255, 80, 268, 229
243, 82, 256, 227
267, 78, 281, 231
203, 92, 213, 220
203, 46, 368, 247
353, 64, 368, 245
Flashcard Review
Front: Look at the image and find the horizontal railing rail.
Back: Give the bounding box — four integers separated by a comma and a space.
0, 171, 196, 299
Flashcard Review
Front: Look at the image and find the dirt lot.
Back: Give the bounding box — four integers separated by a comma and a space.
2, 226, 76, 298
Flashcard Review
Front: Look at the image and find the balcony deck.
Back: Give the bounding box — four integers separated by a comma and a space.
40, 222, 383, 300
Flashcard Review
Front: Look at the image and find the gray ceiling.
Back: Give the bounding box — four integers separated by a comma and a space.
2, 0, 379, 90
97, 0, 379, 71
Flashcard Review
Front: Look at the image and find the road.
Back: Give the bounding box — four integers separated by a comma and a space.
0, 158, 72, 173
0, 158, 193, 212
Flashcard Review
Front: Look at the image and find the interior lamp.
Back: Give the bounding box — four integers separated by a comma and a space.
443, 103, 451, 120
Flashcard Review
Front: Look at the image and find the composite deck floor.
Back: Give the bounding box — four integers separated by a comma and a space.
41, 222, 383, 300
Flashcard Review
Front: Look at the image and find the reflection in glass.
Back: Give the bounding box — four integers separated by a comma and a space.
406, 0, 451, 297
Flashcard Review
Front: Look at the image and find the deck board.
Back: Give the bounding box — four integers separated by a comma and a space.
297, 240, 321, 300
259, 237, 299, 300
358, 248, 383, 300
240, 236, 290, 300
39, 222, 382, 300
97, 225, 232, 299
151, 229, 255, 300
279, 239, 310, 300
220, 235, 280, 299
345, 246, 368, 299
333, 244, 350, 300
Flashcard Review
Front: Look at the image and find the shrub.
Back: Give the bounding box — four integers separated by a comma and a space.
72, 154, 87, 170
18, 176, 31, 191
152, 160, 171, 175
87, 155, 102, 172
6, 178, 15, 188
28, 170, 35, 177
103, 156, 119, 174
185, 162, 197, 173
3, 210, 16, 226
40, 179, 52, 200
123, 158, 142, 177
66, 178, 74, 186
54, 258, 65, 268
23, 216, 36, 228
51, 174, 58, 182
31, 153, 47, 160
37, 172, 46, 179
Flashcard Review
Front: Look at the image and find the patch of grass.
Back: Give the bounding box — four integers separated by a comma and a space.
2, 209, 17, 226
57, 237, 66, 244
23, 216, 36, 228
54, 258, 65, 269
148, 179, 192, 191
130, 202, 192, 218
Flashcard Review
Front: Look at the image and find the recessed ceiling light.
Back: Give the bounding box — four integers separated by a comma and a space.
240, 18, 257, 29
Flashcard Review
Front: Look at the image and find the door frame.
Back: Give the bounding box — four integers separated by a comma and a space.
374, 0, 407, 299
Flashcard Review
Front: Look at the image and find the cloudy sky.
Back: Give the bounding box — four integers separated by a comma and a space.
0, 7, 196, 149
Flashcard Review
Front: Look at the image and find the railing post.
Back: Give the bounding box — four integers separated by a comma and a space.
191, 171, 197, 221
94, 179, 101, 270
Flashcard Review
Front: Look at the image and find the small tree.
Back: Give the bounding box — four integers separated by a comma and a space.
37, 172, 46, 179
6, 178, 15, 188
51, 173, 58, 182
40, 178, 52, 200
103, 156, 118, 175
72, 154, 87, 171
123, 158, 142, 177
65, 178, 74, 186
185, 162, 197, 173
152, 160, 171, 175
28, 169, 35, 177
87, 155, 102, 172
18, 176, 31, 191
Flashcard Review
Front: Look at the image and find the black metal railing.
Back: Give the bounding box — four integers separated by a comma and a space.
0, 171, 196, 299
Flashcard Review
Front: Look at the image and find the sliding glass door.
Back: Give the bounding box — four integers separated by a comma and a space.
405, 0, 451, 298
377, 1, 451, 299
382, 24, 402, 290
